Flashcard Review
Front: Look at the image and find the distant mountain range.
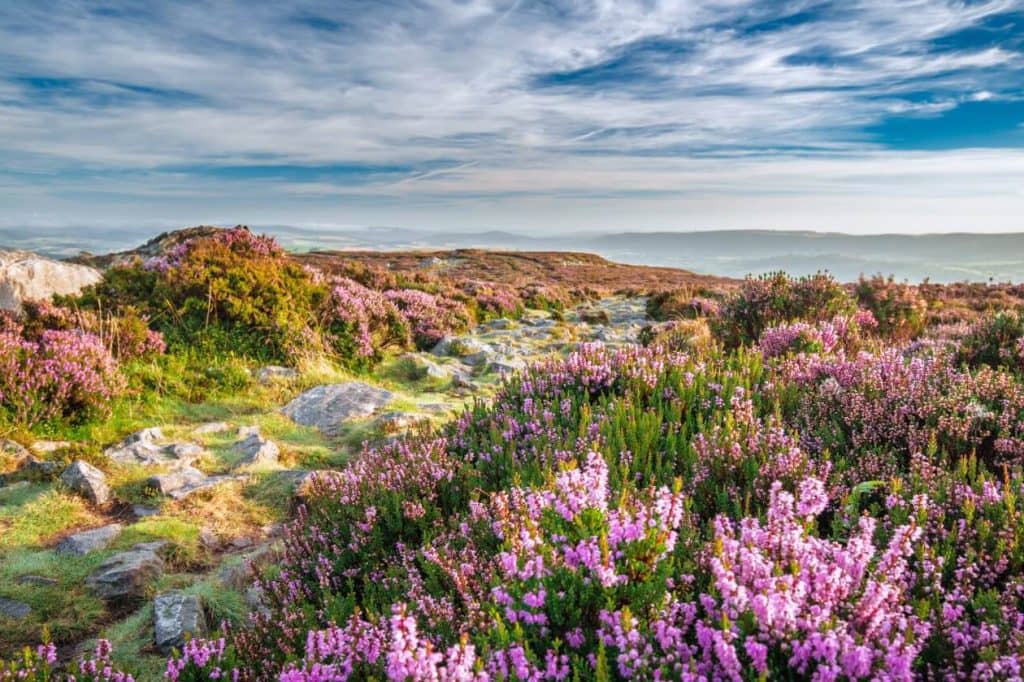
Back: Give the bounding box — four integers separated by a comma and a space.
2, 225, 1023, 283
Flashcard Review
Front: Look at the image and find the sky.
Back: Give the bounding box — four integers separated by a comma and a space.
1, 0, 1024, 236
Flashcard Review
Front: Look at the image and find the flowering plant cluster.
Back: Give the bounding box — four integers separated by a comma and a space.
0, 327, 124, 428
757, 310, 876, 359
713, 271, 856, 348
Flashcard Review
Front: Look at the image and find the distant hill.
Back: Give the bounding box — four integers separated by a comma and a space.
4, 225, 1024, 283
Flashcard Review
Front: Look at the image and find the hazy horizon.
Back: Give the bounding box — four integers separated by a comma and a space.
2, 1, 1024, 234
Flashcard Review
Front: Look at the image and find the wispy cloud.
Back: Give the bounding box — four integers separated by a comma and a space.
0, 0, 1023, 233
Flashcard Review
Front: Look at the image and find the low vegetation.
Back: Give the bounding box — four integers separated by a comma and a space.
3, 229, 1024, 679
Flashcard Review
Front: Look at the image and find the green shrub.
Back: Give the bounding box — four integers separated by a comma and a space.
855, 275, 927, 340
714, 271, 855, 348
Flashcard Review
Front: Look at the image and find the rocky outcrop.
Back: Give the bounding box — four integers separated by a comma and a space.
60, 460, 110, 505
232, 431, 279, 466
85, 546, 165, 599
281, 382, 393, 436
154, 591, 207, 653
57, 523, 123, 555
0, 250, 101, 312
105, 428, 204, 468
147, 466, 238, 500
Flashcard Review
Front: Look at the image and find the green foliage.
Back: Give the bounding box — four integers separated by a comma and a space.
855, 275, 927, 340
714, 271, 855, 348
957, 309, 1024, 371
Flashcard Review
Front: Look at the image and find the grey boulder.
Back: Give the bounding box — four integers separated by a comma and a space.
57, 523, 123, 556
154, 591, 207, 653
85, 547, 164, 599
281, 382, 393, 436
60, 460, 110, 505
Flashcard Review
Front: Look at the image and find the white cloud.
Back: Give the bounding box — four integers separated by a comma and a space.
0, 0, 1022, 232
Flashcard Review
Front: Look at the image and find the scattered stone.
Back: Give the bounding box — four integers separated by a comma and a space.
154, 591, 207, 654
218, 543, 274, 588
0, 597, 32, 620
486, 318, 516, 330
487, 357, 527, 375
147, 466, 237, 500
431, 335, 494, 358
19, 455, 62, 481
85, 547, 164, 599
229, 536, 253, 550
281, 382, 393, 437
578, 307, 611, 325
31, 440, 71, 455
17, 575, 57, 586
192, 422, 230, 436
237, 425, 260, 438
373, 411, 426, 436
1, 439, 30, 461
133, 504, 160, 518
105, 428, 204, 468
461, 350, 493, 367
232, 432, 279, 466
198, 527, 220, 550
60, 460, 110, 505
57, 523, 123, 556
255, 365, 299, 384
398, 353, 450, 381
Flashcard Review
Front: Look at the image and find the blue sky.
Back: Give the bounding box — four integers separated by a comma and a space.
2, 0, 1024, 235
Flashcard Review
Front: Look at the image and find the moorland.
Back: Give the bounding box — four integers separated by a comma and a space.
1, 226, 1023, 679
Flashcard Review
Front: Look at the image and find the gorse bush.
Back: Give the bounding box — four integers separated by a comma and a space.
714, 271, 856, 348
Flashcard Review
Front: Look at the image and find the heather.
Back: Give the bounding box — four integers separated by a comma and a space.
5, 236, 1024, 679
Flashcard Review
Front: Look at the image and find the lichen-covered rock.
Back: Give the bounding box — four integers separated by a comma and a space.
154, 591, 207, 653
57, 523, 123, 555
60, 460, 110, 505
192, 421, 230, 436
0, 250, 102, 312
85, 547, 164, 599
147, 466, 237, 500
105, 428, 203, 468
255, 365, 299, 384
233, 431, 279, 466
281, 382, 393, 436
0, 597, 31, 619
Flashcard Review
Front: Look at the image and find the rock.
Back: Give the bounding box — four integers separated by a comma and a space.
487, 357, 527, 375
398, 353, 450, 381
133, 505, 160, 518
0, 597, 31, 619
0, 439, 30, 461
154, 591, 207, 653
198, 527, 220, 550
373, 411, 425, 436
0, 250, 102, 312
255, 365, 299, 384
578, 307, 611, 325
60, 460, 110, 505
20, 456, 62, 480
431, 335, 494, 358
232, 432, 279, 466
192, 422, 230, 436
31, 440, 71, 454
85, 547, 164, 599
461, 350, 493, 367
147, 466, 237, 500
237, 425, 260, 438
106, 429, 204, 468
281, 382, 393, 437
57, 523, 123, 556
17, 575, 57, 586
486, 318, 516, 330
